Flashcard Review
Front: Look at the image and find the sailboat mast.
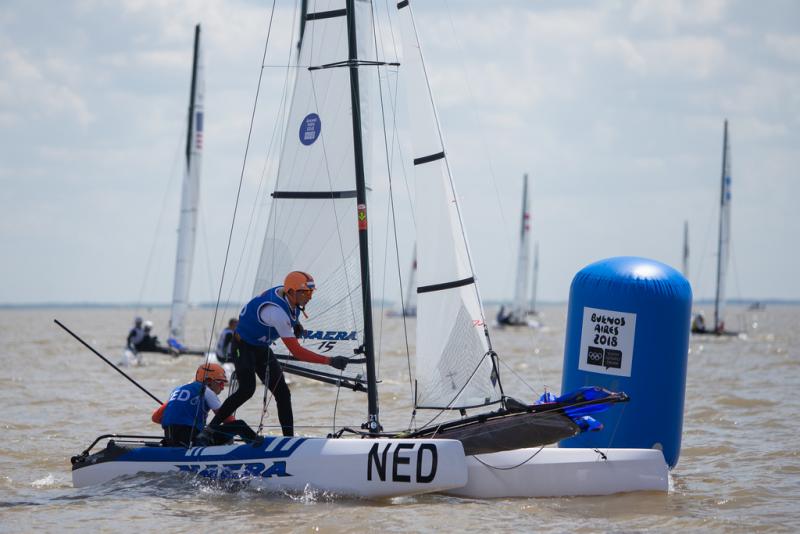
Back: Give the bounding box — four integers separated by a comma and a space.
530, 241, 538, 314
169, 24, 203, 344
714, 119, 730, 332
512, 173, 530, 317
346, 0, 380, 433
682, 220, 689, 280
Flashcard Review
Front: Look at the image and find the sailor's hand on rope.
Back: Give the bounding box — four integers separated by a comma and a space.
329, 356, 349, 370
293, 322, 305, 338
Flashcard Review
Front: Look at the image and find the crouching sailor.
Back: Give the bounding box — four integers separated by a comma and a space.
151, 363, 258, 447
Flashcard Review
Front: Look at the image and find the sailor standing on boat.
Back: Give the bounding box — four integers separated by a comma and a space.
152, 363, 258, 447
205, 271, 349, 437
215, 318, 238, 363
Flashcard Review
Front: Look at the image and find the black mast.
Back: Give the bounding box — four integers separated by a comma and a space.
185, 24, 200, 167
346, 0, 381, 433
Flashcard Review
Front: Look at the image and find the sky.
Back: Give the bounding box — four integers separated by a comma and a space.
1, 0, 798, 306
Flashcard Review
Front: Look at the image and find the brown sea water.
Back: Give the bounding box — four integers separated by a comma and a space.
0, 304, 797, 532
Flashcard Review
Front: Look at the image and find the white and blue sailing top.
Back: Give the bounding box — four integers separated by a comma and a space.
161, 381, 222, 431
236, 286, 299, 347
215, 327, 235, 359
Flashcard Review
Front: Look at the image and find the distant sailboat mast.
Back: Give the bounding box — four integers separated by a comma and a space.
530, 241, 539, 315
169, 24, 204, 345
714, 120, 732, 333
511, 173, 531, 319
682, 220, 689, 280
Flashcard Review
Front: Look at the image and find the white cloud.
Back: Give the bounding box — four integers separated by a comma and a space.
630, 0, 727, 30
765, 33, 800, 63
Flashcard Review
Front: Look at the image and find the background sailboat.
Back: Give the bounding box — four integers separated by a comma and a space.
123, 24, 206, 365
692, 120, 737, 336
497, 173, 539, 327
387, 248, 417, 317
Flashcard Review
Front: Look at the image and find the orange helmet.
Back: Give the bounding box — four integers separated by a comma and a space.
195, 363, 227, 384
284, 271, 316, 293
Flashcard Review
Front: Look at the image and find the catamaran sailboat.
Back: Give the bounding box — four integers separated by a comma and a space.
73, 1, 667, 497
692, 120, 737, 336
122, 25, 207, 365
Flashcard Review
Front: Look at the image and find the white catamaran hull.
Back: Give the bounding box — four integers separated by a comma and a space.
446, 447, 668, 498
73, 437, 467, 498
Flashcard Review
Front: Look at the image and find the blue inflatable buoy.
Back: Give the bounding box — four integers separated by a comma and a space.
559, 257, 692, 469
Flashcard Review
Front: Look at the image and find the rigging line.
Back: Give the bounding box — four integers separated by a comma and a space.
331, 369, 345, 436
258, 366, 273, 434
473, 446, 545, 471
496, 356, 540, 398
375, 1, 415, 228
370, 0, 414, 398
442, 0, 514, 268
191, 0, 280, 441
414, 350, 493, 431
230, 0, 299, 307
404, 2, 492, 346
135, 128, 184, 312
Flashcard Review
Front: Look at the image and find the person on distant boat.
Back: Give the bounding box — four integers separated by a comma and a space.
151, 363, 258, 447
135, 320, 173, 354
204, 271, 350, 438
496, 305, 512, 326
215, 318, 238, 363
691, 313, 707, 333
126, 316, 145, 352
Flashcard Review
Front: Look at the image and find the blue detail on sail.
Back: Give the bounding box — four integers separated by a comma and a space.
299, 113, 321, 145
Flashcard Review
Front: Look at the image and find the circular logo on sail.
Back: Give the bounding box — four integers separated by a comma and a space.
299, 113, 321, 146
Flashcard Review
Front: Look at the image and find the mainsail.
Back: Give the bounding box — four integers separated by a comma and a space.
714, 120, 732, 332
397, 1, 500, 411
169, 24, 204, 345
252, 0, 378, 422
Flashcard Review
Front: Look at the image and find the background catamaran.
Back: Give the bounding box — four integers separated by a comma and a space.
122, 24, 207, 365
72, 1, 667, 497
692, 120, 737, 336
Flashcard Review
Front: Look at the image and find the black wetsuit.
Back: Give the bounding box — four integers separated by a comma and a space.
208, 337, 293, 436
164, 419, 258, 447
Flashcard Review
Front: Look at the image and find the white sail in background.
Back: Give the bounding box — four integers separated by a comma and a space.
511, 174, 531, 320
398, 2, 499, 410
253, 0, 374, 360
169, 25, 204, 345
714, 120, 732, 332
